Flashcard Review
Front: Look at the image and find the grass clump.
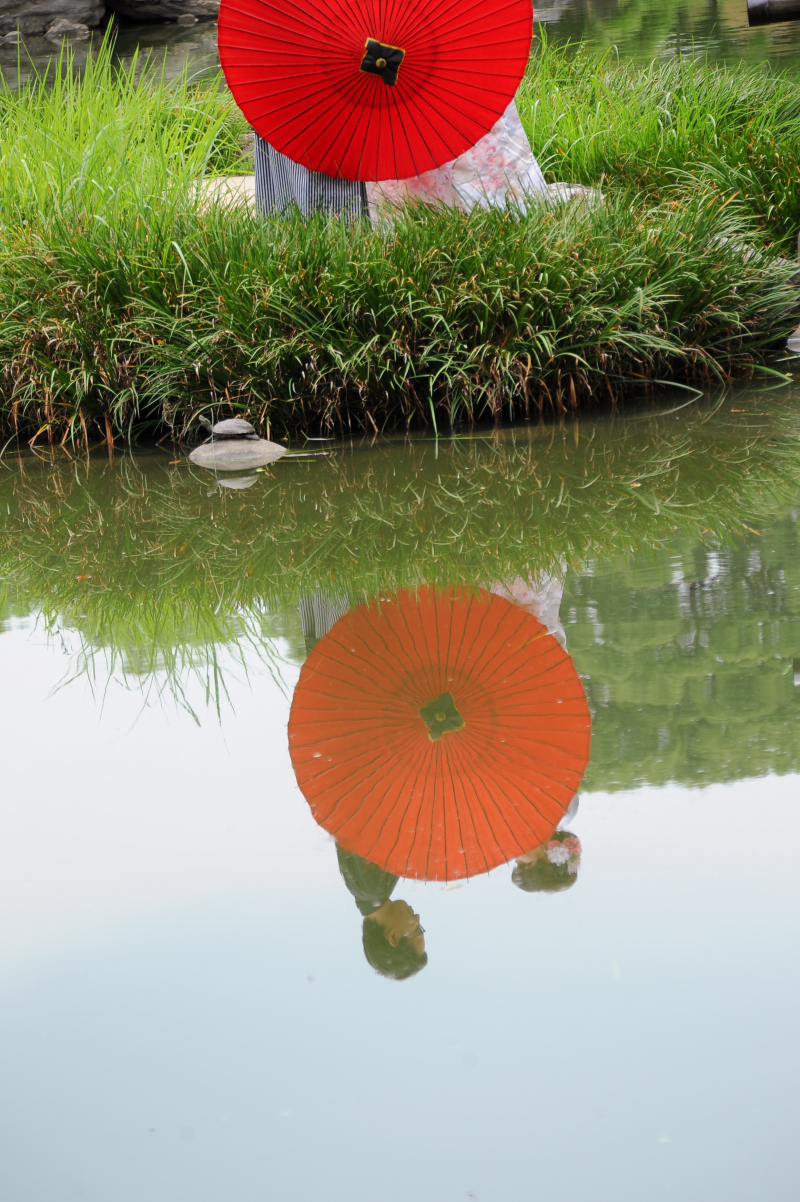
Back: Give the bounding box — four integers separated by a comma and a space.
0, 42, 247, 229
521, 36, 800, 247
0, 39, 799, 444
4, 193, 798, 443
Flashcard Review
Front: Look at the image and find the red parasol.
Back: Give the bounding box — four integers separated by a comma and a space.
288, 586, 591, 881
218, 0, 534, 181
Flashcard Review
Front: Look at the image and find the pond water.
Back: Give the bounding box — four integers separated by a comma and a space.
1, 386, 799, 1201
542, 0, 800, 70
3, 0, 800, 88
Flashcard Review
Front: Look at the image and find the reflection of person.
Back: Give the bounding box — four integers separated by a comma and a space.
298, 589, 350, 655
489, 571, 568, 647
493, 573, 584, 892
337, 846, 428, 981
512, 830, 582, 894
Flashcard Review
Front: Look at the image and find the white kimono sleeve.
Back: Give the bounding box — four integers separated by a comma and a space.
365, 100, 547, 219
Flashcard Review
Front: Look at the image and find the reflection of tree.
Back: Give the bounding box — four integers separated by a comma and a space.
571, 513, 800, 792
547, 0, 798, 69
1, 395, 799, 785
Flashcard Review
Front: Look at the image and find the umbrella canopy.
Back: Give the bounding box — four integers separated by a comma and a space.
288, 586, 591, 881
218, 0, 534, 181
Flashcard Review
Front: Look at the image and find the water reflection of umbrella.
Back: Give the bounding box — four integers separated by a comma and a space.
218, 0, 533, 180
288, 586, 591, 881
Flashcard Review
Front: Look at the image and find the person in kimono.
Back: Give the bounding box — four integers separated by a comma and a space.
254, 99, 547, 219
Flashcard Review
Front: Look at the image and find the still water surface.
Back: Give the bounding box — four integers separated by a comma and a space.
3, 0, 800, 87
1, 388, 799, 1200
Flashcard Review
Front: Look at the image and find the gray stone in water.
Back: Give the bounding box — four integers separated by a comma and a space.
0, 0, 215, 29
45, 16, 89, 38
189, 439, 287, 471
216, 475, 258, 490
0, 0, 103, 37
105, 0, 218, 21
211, 417, 257, 439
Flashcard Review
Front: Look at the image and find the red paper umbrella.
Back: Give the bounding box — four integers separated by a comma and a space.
288, 586, 591, 882
218, 0, 534, 181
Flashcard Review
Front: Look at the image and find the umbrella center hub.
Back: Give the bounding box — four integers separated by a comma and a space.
360, 39, 405, 87
419, 692, 465, 741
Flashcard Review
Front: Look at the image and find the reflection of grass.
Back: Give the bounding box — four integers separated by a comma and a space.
44, 605, 292, 722
547, 0, 796, 75
2, 400, 799, 652
1, 43, 799, 441
2, 401, 799, 780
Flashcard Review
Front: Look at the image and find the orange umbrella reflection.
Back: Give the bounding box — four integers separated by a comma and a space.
288, 586, 591, 881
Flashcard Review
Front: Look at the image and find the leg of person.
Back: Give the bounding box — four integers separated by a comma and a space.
298, 589, 350, 655
254, 134, 310, 215
306, 171, 369, 221
255, 134, 368, 220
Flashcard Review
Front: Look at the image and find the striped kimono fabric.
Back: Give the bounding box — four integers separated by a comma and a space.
254, 136, 368, 219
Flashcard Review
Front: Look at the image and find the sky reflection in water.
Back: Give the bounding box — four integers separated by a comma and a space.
0, 390, 799, 1200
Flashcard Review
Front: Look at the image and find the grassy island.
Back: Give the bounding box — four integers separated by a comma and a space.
2, 39, 800, 444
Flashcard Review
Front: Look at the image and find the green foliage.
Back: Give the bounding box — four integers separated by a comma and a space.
0, 41, 799, 442
521, 36, 800, 246
2, 190, 798, 444
0, 38, 247, 231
